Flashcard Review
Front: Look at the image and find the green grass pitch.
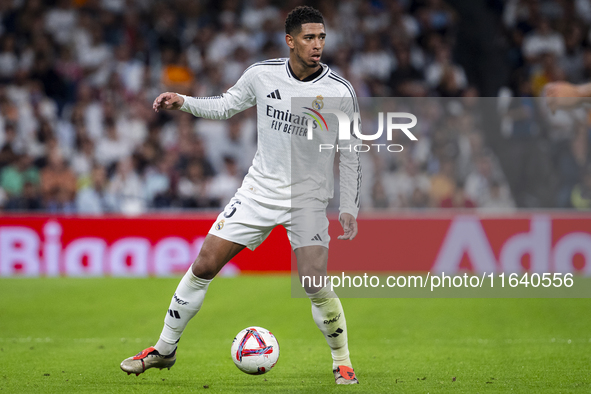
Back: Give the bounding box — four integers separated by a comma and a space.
1, 276, 590, 393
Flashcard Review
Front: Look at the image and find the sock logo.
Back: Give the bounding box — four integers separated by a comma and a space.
168, 309, 181, 319
323, 313, 341, 325
173, 293, 189, 305
327, 328, 343, 338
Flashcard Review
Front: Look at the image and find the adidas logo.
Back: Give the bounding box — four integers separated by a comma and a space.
168, 309, 181, 319
266, 89, 282, 99
311, 234, 322, 241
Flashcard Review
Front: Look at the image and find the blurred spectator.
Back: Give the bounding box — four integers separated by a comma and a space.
94, 119, 131, 168
0, 154, 39, 197
76, 164, 115, 214
5, 181, 42, 210
371, 177, 390, 209
207, 12, 251, 64
554, 128, 589, 207
29, 119, 55, 162
530, 53, 565, 96
481, 180, 516, 209
501, 75, 541, 138
440, 182, 476, 208
116, 98, 149, 150
425, 44, 467, 92
70, 136, 95, 177
430, 159, 456, 206
387, 1, 420, 41
161, 49, 194, 94
177, 135, 216, 179
40, 150, 77, 205
409, 187, 430, 208
351, 34, 395, 82
571, 166, 591, 209
144, 153, 174, 205
30, 54, 67, 111
522, 18, 565, 62
108, 157, 146, 214
77, 23, 113, 87
560, 24, 585, 83
44, 0, 77, 45
113, 44, 145, 95
388, 46, 424, 96
223, 46, 252, 86
384, 157, 431, 208
177, 160, 213, 208
208, 156, 243, 206
464, 154, 511, 207
416, 0, 456, 36
199, 114, 255, 175
0, 123, 19, 167
55, 45, 83, 103
241, 0, 280, 32
73, 83, 104, 141
581, 49, 591, 82
46, 184, 76, 213
0, 35, 19, 81
454, 116, 483, 179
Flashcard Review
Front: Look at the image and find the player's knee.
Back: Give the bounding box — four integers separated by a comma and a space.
299, 263, 325, 286
191, 251, 219, 280
299, 271, 329, 294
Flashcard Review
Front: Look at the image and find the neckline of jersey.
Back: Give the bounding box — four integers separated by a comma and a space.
287, 61, 325, 82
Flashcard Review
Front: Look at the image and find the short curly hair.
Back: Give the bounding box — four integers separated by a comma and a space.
285, 6, 324, 35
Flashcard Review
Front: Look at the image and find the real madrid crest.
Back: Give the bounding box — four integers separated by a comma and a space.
312, 95, 324, 110
215, 219, 225, 230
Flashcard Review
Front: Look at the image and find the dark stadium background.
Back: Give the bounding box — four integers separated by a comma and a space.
0, 1, 588, 278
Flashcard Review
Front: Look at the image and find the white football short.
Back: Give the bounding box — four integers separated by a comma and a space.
208, 190, 330, 250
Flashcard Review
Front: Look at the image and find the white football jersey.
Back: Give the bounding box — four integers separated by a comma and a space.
179, 58, 361, 218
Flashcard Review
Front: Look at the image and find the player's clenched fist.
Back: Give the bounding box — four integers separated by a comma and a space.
338, 213, 358, 240
545, 82, 581, 113
153, 92, 184, 112
545, 81, 591, 113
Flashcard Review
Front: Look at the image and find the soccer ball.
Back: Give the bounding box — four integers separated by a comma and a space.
231, 326, 279, 375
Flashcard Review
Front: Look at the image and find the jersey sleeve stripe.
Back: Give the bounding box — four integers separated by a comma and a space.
242, 59, 287, 75
328, 74, 359, 113
355, 154, 362, 207
328, 72, 362, 208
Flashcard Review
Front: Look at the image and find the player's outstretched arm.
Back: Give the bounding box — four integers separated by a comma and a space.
171, 67, 256, 120
545, 81, 591, 113
153, 92, 185, 112
338, 213, 358, 240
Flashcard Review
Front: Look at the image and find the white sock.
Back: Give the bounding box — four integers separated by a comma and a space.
307, 286, 352, 369
154, 268, 211, 355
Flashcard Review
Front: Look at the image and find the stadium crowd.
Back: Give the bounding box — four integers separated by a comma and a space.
0, 0, 588, 213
